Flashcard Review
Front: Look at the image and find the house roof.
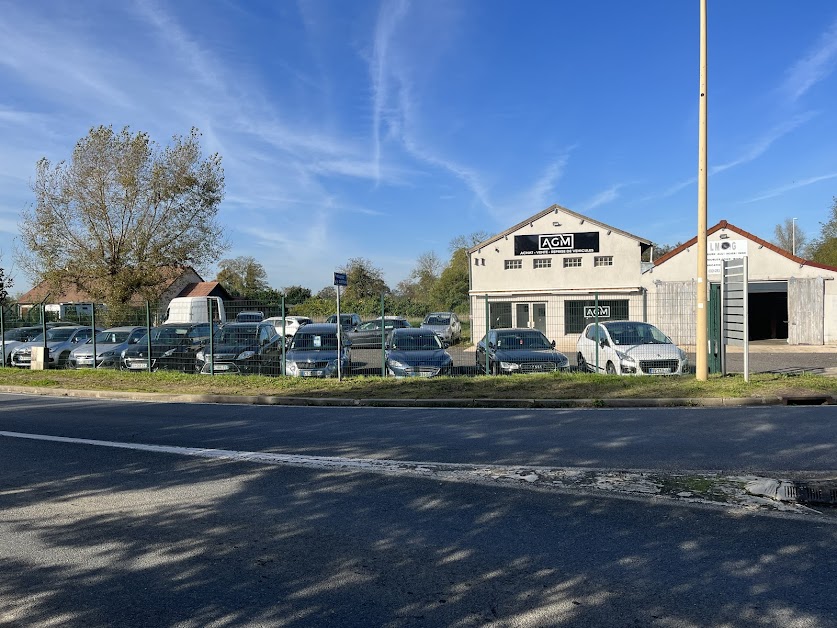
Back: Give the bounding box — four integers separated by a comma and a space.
176, 281, 233, 300
468, 203, 652, 254
651, 220, 837, 273
17, 266, 203, 304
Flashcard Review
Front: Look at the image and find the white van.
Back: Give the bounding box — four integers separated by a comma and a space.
164, 296, 226, 325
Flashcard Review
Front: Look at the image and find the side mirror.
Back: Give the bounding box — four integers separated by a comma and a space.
488, 341, 495, 349
442, 341, 450, 349
551, 340, 556, 348
385, 342, 390, 350
599, 338, 607, 348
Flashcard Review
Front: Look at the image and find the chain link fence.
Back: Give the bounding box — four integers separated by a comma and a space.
1, 290, 699, 376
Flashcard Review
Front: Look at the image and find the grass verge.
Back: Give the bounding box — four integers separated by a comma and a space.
0, 368, 835, 400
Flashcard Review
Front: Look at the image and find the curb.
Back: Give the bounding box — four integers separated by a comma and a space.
0, 384, 806, 408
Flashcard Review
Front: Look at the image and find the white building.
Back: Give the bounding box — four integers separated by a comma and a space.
469, 204, 837, 351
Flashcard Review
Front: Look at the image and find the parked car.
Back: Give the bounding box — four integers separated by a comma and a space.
285, 323, 351, 378
195, 322, 283, 375
68, 326, 146, 369
121, 323, 216, 372
576, 321, 688, 375
326, 313, 362, 331
263, 316, 312, 344
10, 326, 101, 369
2, 326, 46, 366
475, 328, 570, 375
420, 311, 462, 344
386, 327, 453, 377
235, 311, 264, 323
347, 316, 411, 349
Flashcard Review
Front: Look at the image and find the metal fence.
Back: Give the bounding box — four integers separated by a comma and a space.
1, 289, 699, 377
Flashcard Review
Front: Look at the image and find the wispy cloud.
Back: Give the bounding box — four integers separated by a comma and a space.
711, 111, 817, 174
578, 184, 626, 213
741, 172, 837, 204
781, 16, 837, 102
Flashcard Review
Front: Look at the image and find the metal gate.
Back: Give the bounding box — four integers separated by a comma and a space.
788, 277, 824, 345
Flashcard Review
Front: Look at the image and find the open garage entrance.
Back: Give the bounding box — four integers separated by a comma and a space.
748, 282, 788, 341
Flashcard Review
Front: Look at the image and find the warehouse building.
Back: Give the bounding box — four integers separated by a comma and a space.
468, 204, 837, 352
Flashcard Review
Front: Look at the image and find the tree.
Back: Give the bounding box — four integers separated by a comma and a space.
216, 256, 268, 297
317, 286, 337, 300
340, 257, 390, 300
396, 251, 442, 302
646, 242, 682, 262
18, 125, 226, 313
449, 231, 490, 253
283, 285, 312, 305
772, 218, 807, 256
806, 197, 837, 266
0, 266, 11, 305
431, 248, 469, 312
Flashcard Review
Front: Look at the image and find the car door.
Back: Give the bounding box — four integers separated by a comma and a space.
580, 324, 603, 371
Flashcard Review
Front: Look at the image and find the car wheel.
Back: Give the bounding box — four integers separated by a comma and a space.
606, 361, 617, 375
577, 353, 587, 372
57, 351, 70, 369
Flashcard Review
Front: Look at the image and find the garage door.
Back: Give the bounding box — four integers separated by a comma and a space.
788, 277, 824, 345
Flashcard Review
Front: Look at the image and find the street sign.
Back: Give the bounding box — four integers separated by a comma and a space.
333, 272, 347, 287
584, 305, 610, 318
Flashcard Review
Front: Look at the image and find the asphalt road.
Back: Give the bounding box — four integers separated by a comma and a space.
2, 394, 837, 627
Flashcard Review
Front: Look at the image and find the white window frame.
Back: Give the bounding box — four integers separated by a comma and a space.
563, 257, 582, 268
533, 257, 552, 269
594, 256, 614, 267
504, 259, 522, 270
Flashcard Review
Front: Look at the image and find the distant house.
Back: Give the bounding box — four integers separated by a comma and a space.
16, 267, 205, 320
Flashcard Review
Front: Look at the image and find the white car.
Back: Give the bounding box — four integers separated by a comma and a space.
576, 321, 688, 375
263, 316, 313, 344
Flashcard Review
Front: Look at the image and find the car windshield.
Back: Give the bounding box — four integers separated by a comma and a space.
496, 331, 552, 350
215, 326, 258, 344
604, 322, 671, 345
291, 333, 339, 350
150, 327, 190, 342
38, 328, 77, 342
391, 334, 442, 351
327, 315, 353, 324
94, 330, 133, 344
423, 315, 450, 325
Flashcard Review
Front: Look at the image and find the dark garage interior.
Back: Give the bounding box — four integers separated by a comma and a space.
748, 286, 788, 341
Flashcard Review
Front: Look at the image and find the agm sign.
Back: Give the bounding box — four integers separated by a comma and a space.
514, 231, 600, 255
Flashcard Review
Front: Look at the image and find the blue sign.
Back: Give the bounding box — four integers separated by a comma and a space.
333, 272, 348, 287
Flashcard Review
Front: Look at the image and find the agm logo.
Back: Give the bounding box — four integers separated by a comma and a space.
539, 233, 574, 250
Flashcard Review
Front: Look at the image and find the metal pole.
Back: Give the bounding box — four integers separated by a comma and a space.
792, 218, 797, 256
695, 0, 709, 381
207, 298, 214, 376
484, 294, 490, 375
0, 303, 5, 368
145, 301, 152, 373
594, 292, 600, 373
41, 303, 47, 360
91, 302, 97, 368
380, 292, 386, 377
281, 296, 286, 376
743, 257, 750, 383
336, 285, 342, 381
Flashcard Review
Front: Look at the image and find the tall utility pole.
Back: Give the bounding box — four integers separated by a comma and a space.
696, 0, 709, 381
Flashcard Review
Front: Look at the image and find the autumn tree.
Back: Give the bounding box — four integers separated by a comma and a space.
772, 218, 807, 256
0, 266, 11, 305
283, 285, 312, 305
429, 232, 488, 312
340, 257, 390, 300
18, 125, 227, 313
396, 252, 442, 302
216, 256, 268, 297
806, 198, 837, 266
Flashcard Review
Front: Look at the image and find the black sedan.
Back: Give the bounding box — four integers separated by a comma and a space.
475, 328, 570, 375
347, 317, 411, 349
386, 328, 453, 377
121, 323, 216, 372
194, 322, 283, 375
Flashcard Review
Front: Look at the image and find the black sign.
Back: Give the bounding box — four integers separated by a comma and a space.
514, 232, 600, 255
333, 272, 347, 287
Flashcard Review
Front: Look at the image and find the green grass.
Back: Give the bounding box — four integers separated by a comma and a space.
0, 367, 835, 400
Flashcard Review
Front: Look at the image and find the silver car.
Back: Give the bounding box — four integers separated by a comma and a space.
10, 326, 100, 369
68, 326, 146, 369
420, 312, 462, 344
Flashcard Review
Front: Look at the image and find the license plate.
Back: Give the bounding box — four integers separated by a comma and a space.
649, 367, 670, 374
131, 361, 148, 369
212, 364, 230, 371
78, 357, 93, 364
300, 370, 317, 377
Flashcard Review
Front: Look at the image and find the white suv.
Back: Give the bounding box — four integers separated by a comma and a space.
263, 316, 313, 343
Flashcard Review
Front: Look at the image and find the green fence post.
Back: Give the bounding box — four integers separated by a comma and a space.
281, 296, 286, 376
381, 292, 386, 377
91, 302, 97, 368
484, 294, 490, 375
594, 291, 599, 373
145, 301, 152, 373
41, 303, 47, 365
0, 304, 5, 368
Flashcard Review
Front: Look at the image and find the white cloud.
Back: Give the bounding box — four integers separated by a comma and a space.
781, 17, 837, 102
741, 172, 837, 204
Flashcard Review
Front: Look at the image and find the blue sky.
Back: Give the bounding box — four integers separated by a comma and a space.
1, 1, 837, 295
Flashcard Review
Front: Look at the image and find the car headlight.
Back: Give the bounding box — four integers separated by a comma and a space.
499, 361, 520, 370
286, 361, 298, 375
388, 359, 407, 370
237, 350, 256, 360
326, 359, 338, 371
616, 351, 636, 364
101, 350, 115, 357
162, 348, 177, 357
195, 350, 205, 361
121, 349, 127, 358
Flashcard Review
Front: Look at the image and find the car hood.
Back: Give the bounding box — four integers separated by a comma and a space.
286, 349, 340, 362
123, 341, 188, 358
203, 342, 258, 356
387, 349, 452, 365
13, 340, 74, 352
614, 343, 682, 360
71, 342, 124, 357
493, 348, 568, 363
420, 324, 451, 333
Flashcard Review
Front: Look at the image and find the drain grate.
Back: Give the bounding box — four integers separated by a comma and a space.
781, 395, 834, 406
784, 482, 837, 505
